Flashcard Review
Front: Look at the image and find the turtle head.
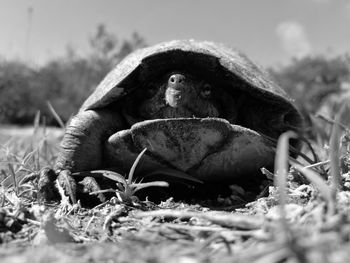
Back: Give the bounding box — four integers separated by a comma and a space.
157, 71, 229, 119
125, 71, 237, 123
165, 73, 212, 108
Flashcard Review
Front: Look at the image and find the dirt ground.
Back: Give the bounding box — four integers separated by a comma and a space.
1, 126, 350, 263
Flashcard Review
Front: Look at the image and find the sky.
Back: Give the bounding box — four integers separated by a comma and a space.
0, 0, 350, 68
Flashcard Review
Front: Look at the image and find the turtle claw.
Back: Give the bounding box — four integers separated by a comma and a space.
79, 177, 106, 203
38, 167, 59, 201
38, 168, 107, 204
57, 170, 77, 204
37, 168, 78, 204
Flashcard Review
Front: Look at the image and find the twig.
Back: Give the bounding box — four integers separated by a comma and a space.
133, 210, 264, 230
163, 223, 267, 239
304, 160, 330, 169
84, 215, 96, 233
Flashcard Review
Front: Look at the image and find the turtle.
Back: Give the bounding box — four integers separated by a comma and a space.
39, 39, 303, 203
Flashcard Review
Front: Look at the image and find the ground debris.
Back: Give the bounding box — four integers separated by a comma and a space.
3, 127, 350, 262
132, 209, 264, 230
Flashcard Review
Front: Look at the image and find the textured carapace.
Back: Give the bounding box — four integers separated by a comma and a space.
80, 40, 303, 141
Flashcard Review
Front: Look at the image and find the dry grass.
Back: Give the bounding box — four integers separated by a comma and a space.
1, 113, 350, 263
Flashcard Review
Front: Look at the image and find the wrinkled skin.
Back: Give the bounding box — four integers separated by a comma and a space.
39, 71, 244, 203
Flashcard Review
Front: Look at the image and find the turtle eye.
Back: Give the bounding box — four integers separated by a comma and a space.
200, 84, 212, 99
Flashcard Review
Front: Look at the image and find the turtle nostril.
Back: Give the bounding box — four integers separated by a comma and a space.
169, 74, 185, 85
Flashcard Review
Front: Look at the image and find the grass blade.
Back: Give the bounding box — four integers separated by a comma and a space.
131, 181, 169, 192
32, 110, 41, 138
47, 101, 65, 129
143, 168, 203, 184
329, 104, 348, 192
128, 148, 147, 184
274, 131, 297, 207
274, 131, 297, 239
293, 164, 333, 203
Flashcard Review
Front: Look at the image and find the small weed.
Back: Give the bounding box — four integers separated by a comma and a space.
90, 148, 169, 203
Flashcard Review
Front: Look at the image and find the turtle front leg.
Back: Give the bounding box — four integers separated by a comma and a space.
38, 108, 126, 203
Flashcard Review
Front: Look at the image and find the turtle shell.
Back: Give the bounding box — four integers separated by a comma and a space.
81, 39, 303, 137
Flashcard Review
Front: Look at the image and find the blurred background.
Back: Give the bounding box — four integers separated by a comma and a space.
0, 0, 349, 131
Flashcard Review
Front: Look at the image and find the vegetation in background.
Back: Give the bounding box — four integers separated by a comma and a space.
1, 23, 349, 129
0, 24, 146, 125
271, 55, 350, 139
271, 55, 350, 113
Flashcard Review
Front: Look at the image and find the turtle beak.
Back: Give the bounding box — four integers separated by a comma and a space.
165, 73, 185, 107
